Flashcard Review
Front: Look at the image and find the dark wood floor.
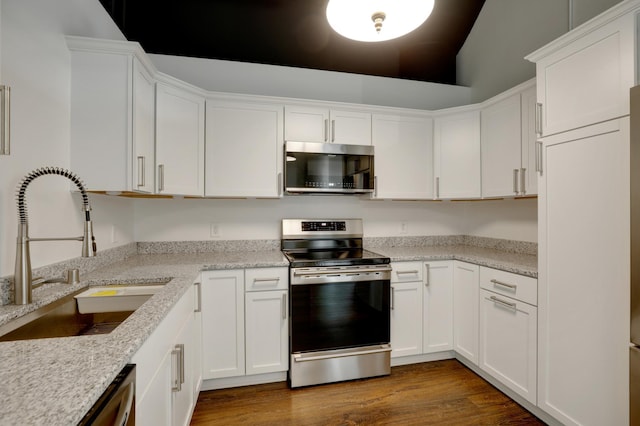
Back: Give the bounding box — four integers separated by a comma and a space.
190, 360, 545, 425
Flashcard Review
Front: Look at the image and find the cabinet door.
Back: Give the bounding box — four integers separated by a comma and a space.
390, 281, 423, 358
136, 350, 172, 426
155, 82, 205, 196
330, 109, 372, 145
206, 101, 283, 197
479, 289, 537, 405
538, 119, 629, 425
131, 58, 155, 193
434, 110, 481, 199
423, 261, 453, 353
453, 261, 479, 365
201, 270, 245, 379
481, 94, 522, 198
172, 314, 196, 426
245, 290, 288, 375
532, 12, 635, 136
372, 114, 433, 199
520, 85, 538, 196
284, 106, 329, 143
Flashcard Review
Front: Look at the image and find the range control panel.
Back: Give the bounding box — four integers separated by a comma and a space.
301, 221, 346, 232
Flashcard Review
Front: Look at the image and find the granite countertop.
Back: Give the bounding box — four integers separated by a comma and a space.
0, 244, 535, 425
0, 250, 288, 426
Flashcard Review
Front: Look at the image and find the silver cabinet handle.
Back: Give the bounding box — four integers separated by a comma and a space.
171, 344, 185, 392
424, 263, 430, 286
282, 293, 287, 320
324, 119, 328, 142
513, 169, 519, 195
253, 277, 280, 283
391, 287, 394, 310
436, 177, 440, 199
277, 172, 282, 196
0, 85, 10, 155
137, 156, 145, 187
535, 102, 543, 136
374, 176, 378, 197
490, 278, 517, 290
331, 119, 336, 142
489, 295, 517, 311
536, 141, 543, 174
158, 164, 165, 192
520, 168, 526, 195
195, 281, 202, 313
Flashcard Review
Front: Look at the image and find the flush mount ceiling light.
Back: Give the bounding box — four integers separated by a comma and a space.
326, 0, 435, 42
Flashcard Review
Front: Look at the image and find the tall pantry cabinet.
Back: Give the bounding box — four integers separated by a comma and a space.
526, 3, 636, 425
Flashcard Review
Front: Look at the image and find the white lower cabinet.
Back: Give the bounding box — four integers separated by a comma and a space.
453, 261, 479, 365
390, 261, 454, 359
132, 281, 199, 426
423, 261, 454, 353
478, 266, 538, 405
201, 267, 289, 383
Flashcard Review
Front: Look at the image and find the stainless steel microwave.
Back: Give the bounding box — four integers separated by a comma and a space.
284, 141, 375, 194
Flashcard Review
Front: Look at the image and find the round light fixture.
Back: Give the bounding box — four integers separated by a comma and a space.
326, 0, 435, 42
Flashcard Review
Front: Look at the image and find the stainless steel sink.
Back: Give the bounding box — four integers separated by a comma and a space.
0, 284, 164, 341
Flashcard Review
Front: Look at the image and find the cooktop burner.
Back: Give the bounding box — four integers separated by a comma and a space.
283, 248, 390, 268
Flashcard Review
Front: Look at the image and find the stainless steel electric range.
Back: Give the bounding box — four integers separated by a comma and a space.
281, 218, 392, 388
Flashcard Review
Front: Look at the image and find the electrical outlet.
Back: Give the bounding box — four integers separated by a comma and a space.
210, 222, 220, 238
400, 221, 408, 234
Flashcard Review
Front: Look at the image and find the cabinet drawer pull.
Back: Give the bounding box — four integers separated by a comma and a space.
331, 119, 336, 142
535, 102, 543, 136
520, 168, 526, 195
391, 287, 394, 310
490, 295, 517, 310
324, 119, 329, 142
436, 177, 440, 199
253, 277, 280, 283
536, 141, 543, 174
513, 169, 519, 195
490, 278, 517, 291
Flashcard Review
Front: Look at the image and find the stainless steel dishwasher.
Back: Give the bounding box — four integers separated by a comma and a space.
78, 364, 135, 426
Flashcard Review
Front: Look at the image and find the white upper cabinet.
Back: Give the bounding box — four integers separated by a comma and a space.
372, 114, 433, 200
68, 37, 156, 193
433, 109, 481, 199
132, 59, 156, 194
155, 80, 205, 196
205, 100, 283, 198
285, 105, 371, 145
525, 5, 636, 137
480, 81, 538, 198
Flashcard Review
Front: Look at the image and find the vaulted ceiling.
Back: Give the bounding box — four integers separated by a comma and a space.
99, 0, 486, 85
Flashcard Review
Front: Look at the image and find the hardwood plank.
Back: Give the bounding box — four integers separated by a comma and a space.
190, 360, 544, 425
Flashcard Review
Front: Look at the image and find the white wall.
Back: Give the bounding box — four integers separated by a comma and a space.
149, 54, 473, 111
133, 197, 538, 243
456, 0, 624, 102
0, 0, 134, 277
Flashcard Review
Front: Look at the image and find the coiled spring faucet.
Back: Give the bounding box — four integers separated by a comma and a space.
14, 167, 97, 304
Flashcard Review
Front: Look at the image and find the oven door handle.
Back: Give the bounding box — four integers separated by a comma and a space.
293, 266, 392, 276
293, 345, 392, 362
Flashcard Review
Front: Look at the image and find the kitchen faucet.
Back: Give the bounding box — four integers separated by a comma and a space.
14, 167, 97, 305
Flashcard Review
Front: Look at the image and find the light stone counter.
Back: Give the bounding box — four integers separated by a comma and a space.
0, 250, 288, 426
0, 239, 535, 425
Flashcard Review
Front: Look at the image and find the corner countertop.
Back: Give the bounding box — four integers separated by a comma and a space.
0, 245, 535, 425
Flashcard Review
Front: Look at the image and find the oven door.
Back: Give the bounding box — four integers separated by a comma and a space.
285, 141, 374, 194
290, 268, 390, 353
